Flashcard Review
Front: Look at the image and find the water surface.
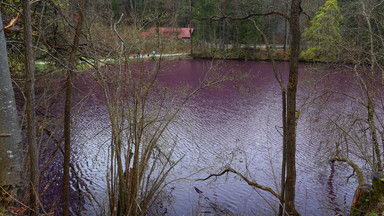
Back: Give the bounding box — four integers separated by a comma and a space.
64, 59, 359, 215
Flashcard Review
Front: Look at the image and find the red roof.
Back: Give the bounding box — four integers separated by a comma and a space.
142, 27, 194, 39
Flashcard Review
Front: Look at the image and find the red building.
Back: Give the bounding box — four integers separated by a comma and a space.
142, 27, 194, 40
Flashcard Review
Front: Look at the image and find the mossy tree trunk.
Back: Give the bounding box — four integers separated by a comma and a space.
350, 184, 372, 216
350, 172, 384, 215
367, 172, 384, 214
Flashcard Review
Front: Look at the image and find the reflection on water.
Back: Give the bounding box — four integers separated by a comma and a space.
327, 162, 344, 215
50, 59, 359, 215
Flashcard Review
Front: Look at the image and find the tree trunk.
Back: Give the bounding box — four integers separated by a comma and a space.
221, 0, 226, 55
156, 23, 160, 49
284, 0, 289, 51
368, 98, 382, 171
0, 9, 24, 200
286, 0, 301, 215
23, 0, 39, 214
189, 0, 193, 55
62, 1, 83, 215
361, 1, 382, 171
279, 90, 287, 216
203, 27, 206, 54
367, 172, 384, 214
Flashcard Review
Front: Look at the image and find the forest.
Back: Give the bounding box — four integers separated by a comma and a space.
1, 0, 384, 215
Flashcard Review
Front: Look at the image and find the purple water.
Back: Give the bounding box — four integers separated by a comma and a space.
43, 59, 364, 215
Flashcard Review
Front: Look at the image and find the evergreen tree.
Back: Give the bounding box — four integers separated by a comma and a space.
112, 0, 121, 20
302, 0, 343, 61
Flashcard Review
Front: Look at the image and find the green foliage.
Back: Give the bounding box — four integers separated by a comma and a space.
7, 52, 24, 77
237, 0, 264, 45
112, 0, 121, 20
302, 0, 343, 61
237, 19, 262, 45
191, 0, 264, 55
0, 0, 20, 17
56, 0, 70, 10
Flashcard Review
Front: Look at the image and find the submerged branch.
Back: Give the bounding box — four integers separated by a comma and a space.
197, 167, 280, 199
197, 167, 302, 215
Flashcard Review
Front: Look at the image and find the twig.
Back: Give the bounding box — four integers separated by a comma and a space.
0, 186, 41, 215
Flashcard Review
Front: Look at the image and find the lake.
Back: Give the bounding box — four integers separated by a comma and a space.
42, 59, 361, 215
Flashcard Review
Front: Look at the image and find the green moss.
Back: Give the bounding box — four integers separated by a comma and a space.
371, 175, 384, 201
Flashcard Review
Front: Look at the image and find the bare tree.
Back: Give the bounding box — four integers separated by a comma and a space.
93, 56, 231, 215
63, 1, 84, 215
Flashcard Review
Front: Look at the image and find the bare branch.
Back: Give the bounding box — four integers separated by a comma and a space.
3, 12, 20, 31
195, 10, 290, 22
197, 167, 281, 199
0, 186, 40, 215
329, 90, 367, 107
113, 13, 125, 45
197, 167, 302, 215
248, 17, 286, 91
326, 112, 374, 170
330, 157, 365, 185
